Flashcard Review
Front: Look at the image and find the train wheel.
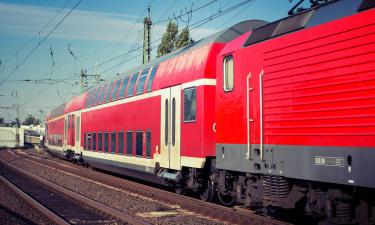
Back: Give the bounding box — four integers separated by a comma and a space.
200, 180, 214, 202
175, 185, 186, 195
217, 191, 235, 206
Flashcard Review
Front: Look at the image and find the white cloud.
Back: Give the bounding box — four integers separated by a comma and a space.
0, 2, 218, 43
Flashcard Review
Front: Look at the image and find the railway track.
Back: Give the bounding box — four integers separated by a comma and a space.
8, 149, 291, 225
0, 156, 150, 225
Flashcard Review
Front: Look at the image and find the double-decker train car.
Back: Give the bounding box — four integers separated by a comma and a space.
46, 0, 375, 224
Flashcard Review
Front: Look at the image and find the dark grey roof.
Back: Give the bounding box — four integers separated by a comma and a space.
244, 0, 369, 46
103, 19, 268, 85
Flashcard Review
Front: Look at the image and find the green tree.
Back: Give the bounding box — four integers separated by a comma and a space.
0, 117, 3, 124
22, 114, 40, 126
157, 21, 178, 57
175, 27, 194, 49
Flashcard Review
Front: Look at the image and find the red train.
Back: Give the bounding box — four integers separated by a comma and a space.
46, 0, 375, 224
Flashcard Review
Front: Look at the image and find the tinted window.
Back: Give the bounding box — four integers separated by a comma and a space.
146, 65, 158, 92
95, 86, 104, 105
136, 132, 143, 157
92, 133, 96, 151
136, 69, 149, 95
111, 79, 122, 101
84, 133, 87, 149
98, 132, 102, 152
126, 72, 140, 97
224, 55, 234, 91
99, 84, 108, 104
126, 132, 133, 155
87, 133, 91, 150
184, 87, 196, 122
104, 133, 109, 152
91, 88, 99, 106
105, 82, 115, 103
118, 131, 124, 154
146, 131, 151, 158
110, 132, 116, 153
118, 77, 130, 99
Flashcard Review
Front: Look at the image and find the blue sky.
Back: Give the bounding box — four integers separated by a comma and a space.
0, 0, 304, 122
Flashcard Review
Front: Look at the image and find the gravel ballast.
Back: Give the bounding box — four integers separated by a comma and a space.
0, 149, 223, 225
0, 180, 56, 225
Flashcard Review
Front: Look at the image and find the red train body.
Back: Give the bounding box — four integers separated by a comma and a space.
46, 1, 375, 224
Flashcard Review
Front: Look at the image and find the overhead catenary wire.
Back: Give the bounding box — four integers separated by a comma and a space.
102, 0, 154, 68
2, 0, 73, 69
0, 0, 83, 86
88, 0, 254, 81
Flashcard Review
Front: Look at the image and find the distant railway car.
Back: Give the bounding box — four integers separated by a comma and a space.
46, 0, 375, 224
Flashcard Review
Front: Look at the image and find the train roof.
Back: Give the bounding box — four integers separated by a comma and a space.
46, 20, 266, 120
108, 19, 267, 83
244, 0, 374, 46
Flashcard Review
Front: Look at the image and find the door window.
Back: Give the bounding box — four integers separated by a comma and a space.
223, 55, 234, 91
183, 87, 196, 122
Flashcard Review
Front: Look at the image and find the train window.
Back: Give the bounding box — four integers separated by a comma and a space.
110, 132, 116, 153
95, 86, 104, 105
100, 84, 109, 104
87, 133, 92, 150
104, 132, 109, 152
89, 89, 96, 107
98, 132, 103, 152
105, 82, 115, 103
183, 87, 196, 122
111, 79, 122, 101
92, 133, 97, 151
84, 133, 87, 149
94, 87, 100, 105
136, 131, 143, 157
136, 68, 149, 95
172, 98, 176, 145
118, 131, 124, 154
146, 131, 151, 158
223, 55, 234, 91
146, 65, 158, 92
118, 76, 130, 99
126, 72, 140, 97
126, 131, 133, 155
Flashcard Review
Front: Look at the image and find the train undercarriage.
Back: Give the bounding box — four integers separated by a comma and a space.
52, 148, 375, 225
167, 158, 375, 225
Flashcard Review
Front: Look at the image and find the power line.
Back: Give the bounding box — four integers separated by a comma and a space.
154, 0, 219, 24
86, 0, 254, 86
3, 0, 73, 65
102, 0, 153, 68
1, 0, 83, 86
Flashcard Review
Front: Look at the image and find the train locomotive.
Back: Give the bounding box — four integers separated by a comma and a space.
45, 0, 375, 224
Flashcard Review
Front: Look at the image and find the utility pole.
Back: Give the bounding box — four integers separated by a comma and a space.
143, 6, 152, 64
12, 91, 20, 148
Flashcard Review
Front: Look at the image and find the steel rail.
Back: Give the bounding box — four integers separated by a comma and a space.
0, 157, 150, 225
10, 149, 291, 225
0, 174, 70, 225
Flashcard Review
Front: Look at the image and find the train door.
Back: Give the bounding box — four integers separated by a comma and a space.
160, 85, 182, 170
75, 113, 81, 151
63, 115, 68, 149
71, 114, 76, 147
